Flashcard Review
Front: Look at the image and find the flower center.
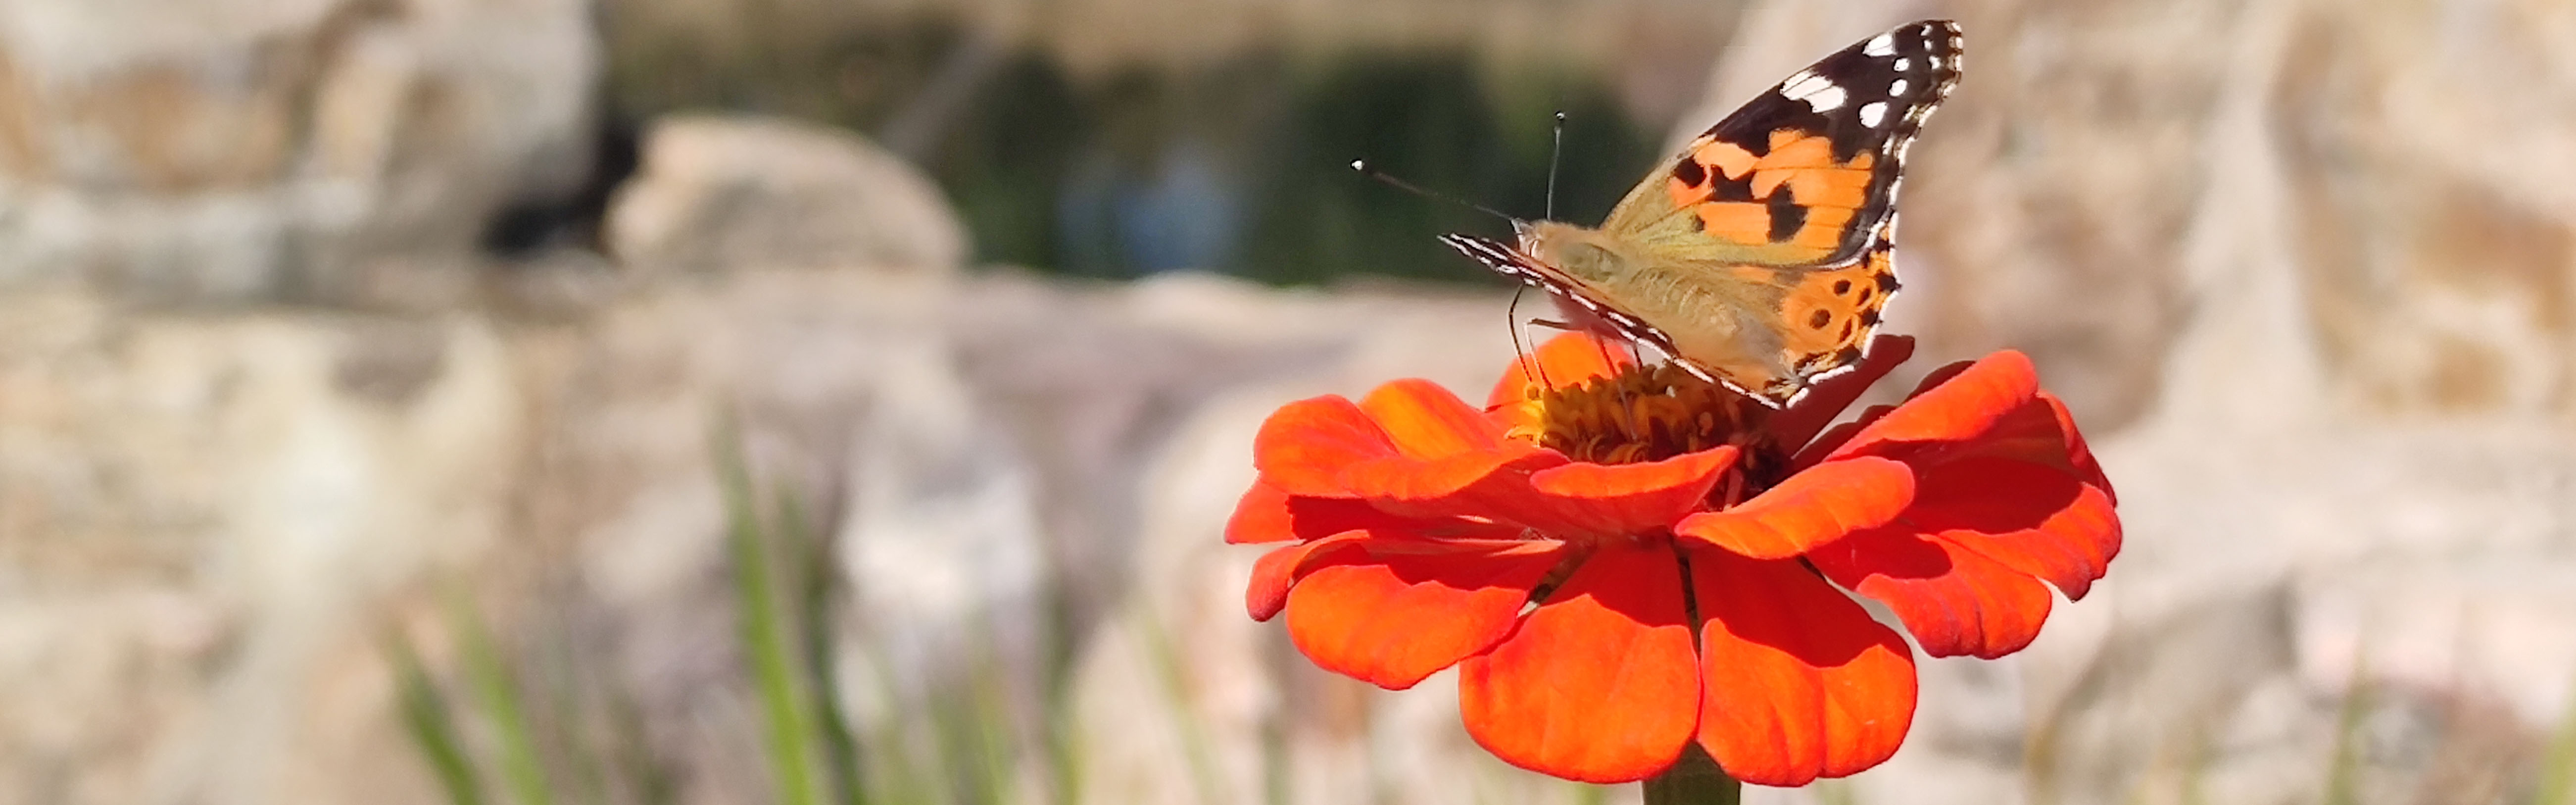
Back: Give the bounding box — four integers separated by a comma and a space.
1501, 362, 1779, 469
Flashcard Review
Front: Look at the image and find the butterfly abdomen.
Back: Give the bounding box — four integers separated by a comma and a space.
1621, 262, 1790, 375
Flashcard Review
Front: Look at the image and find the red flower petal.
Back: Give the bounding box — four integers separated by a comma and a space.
1826, 352, 2040, 462
1912, 390, 2105, 482
1226, 481, 1304, 544
1333, 379, 1560, 504
1254, 395, 1398, 497
1333, 376, 1742, 538
1286, 539, 1567, 689
1513, 446, 1739, 538
1672, 456, 1913, 559
1486, 332, 1638, 408
1460, 542, 1700, 783
1362, 378, 1509, 458
1690, 549, 1917, 786
1338, 448, 1556, 504
1229, 478, 1530, 544
1806, 526, 2056, 658
1905, 359, 1980, 399
1902, 458, 2121, 601
1766, 335, 1914, 453
2044, 394, 2117, 503
1226, 480, 1448, 545
1247, 532, 1372, 621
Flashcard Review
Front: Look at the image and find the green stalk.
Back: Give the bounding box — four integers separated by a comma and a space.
449, 593, 555, 805
388, 627, 487, 805
2534, 672, 2576, 805
779, 489, 868, 805
1642, 744, 1741, 805
716, 432, 824, 805
2321, 658, 2372, 805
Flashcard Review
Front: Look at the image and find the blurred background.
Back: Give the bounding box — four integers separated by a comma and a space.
1, 0, 2574, 804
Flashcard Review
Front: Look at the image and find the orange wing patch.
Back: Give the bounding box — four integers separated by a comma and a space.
1694, 202, 1774, 243
1783, 206, 1857, 252
1695, 138, 1761, 181
1662, 130, 1881, 262
1775, 246, 1901, 375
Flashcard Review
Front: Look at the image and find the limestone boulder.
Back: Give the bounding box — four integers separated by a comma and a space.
0, 0, 597, 302
603, 115, 969, 276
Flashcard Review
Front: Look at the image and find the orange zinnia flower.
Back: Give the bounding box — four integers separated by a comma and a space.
1230, 333, 2119, 786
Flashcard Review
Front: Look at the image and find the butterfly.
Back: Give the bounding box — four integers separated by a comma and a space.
1442, 20, 1962, 407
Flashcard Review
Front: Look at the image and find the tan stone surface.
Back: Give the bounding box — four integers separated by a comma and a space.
605, 115, 969, 275
6, 0, 2576, 800
0, 0, 596, 302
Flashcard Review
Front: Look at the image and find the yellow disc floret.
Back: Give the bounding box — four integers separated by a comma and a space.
1500, 362, 1775, 466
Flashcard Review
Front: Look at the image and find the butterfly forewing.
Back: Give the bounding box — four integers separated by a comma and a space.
1605, 20, 1961, 268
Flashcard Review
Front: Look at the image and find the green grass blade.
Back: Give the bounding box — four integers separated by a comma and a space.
526, 614, 608, 805
606, 679, 680, 805
715, 429, 824, 805
449, 593, 556, 805
388, 627, 487, 805
851, 648, 935, 805
2322, 657, 2371, 805
1132, 610, 1227, 805
2534, 672, 2576, 805
779, 489, 868, 805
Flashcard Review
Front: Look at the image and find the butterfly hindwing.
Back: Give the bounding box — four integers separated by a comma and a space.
1772, 240, 1899, 378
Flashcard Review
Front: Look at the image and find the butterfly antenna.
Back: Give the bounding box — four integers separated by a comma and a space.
1351, 160, 1517, 223
1544, 110, 1565, 221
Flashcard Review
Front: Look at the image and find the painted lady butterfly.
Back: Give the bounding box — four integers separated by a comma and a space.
1442, 20, 1962, 406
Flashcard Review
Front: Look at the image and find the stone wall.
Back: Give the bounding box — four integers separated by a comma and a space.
3, 0, 2574, 804
0, 0, 596, 302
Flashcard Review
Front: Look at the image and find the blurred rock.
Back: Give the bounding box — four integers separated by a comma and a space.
0, 291, 523, 805
603, 115, 968, 275
1680, 0, 2576, 432
0, 254, 1553, 804
1667, 2, 2576, 805
0, 0, 597, 302
6, 0, 2576, 804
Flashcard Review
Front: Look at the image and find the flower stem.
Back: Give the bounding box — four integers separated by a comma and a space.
1643, 744, 1741, 805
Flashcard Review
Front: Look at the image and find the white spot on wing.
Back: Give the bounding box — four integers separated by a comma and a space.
1858, 101, 1888, 127
1864, 33, 1896, 56
1780, 70, 1849, 112
1804, 85, 1846, 112
1889, 78, 1909, 96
